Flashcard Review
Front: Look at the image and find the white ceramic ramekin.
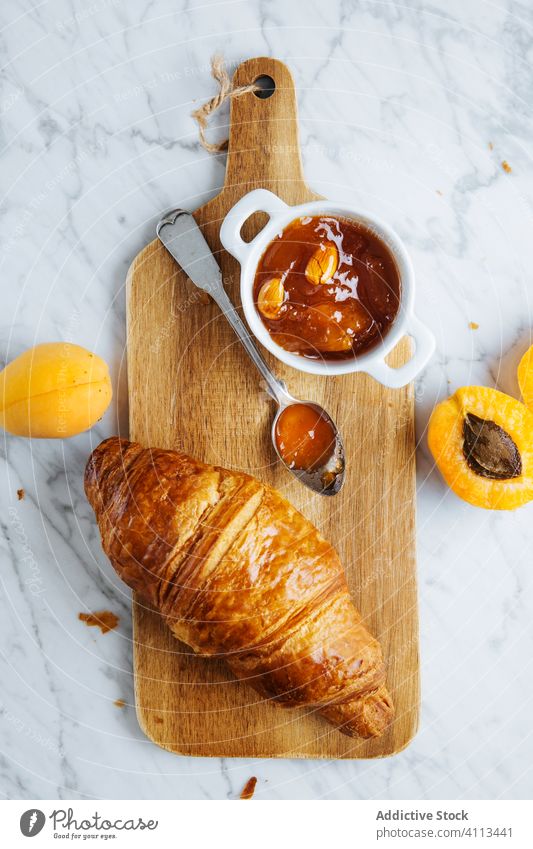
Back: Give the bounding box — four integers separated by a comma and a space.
220, 189, 435, 389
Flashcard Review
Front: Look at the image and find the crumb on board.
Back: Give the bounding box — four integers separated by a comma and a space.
17, 488, 25, 500
154, 716, 164, 724
502, 160, 512, 173
240, 776, 258, 800
468, 322, 479, 330
114, 699, 126, 708
79, 610, 119, 634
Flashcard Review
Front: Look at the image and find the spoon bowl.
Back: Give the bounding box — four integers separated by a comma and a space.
272, 401, 346, 496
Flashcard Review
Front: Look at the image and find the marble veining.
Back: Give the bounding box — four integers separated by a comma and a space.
1, 0, 532, 799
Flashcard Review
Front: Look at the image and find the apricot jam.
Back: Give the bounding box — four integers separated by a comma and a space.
253, 215, 401, 360
274, 403, 336, 471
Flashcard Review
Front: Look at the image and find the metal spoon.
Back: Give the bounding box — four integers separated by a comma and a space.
156, 209, 345, 495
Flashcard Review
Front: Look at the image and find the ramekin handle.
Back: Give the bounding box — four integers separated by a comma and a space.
220, 189, 289, 264
363, 314, 435, 389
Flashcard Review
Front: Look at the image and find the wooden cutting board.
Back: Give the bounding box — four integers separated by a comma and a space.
126, 57, 419, 759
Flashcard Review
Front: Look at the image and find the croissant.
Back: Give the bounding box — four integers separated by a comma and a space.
85, 437, 394, 739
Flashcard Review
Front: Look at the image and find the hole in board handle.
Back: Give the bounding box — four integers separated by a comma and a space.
253, 75, 276, 99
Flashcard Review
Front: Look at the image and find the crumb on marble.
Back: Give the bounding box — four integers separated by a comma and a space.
240, 776, 257, 800
79, 610, 119, 634
436, 189, 443, 196
488, 142, 494, 151
502, 160, 512, 173
17, 488, 25, 500
469, 322, 479, 330
114, 698, 126, 708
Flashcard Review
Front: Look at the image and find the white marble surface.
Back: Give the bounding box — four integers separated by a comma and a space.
1, 0, 533, 800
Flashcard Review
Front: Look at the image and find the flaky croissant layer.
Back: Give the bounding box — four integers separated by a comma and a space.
85, 437, 394, 739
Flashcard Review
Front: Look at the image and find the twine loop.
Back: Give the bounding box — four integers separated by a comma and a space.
191, 54, 259, 153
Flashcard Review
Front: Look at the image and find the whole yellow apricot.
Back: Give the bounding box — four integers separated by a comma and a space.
0, 343, 112, 438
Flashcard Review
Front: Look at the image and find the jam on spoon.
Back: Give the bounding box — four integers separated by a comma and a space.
275, 403, 336, 471
273, 402, 343, 493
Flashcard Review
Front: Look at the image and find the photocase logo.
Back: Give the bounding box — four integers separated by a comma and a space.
20, 809, 46, 837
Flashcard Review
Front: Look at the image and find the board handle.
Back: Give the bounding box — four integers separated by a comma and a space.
220, 189, 288, 264
223, 57, 310, 202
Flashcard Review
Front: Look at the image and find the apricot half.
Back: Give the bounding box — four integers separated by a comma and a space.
0, 343, 112, 438
428, 386, 533, 510
517, 343, 533, 409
